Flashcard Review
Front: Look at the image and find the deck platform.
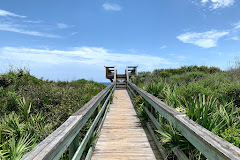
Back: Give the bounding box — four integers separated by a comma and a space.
91, 89, 160, 160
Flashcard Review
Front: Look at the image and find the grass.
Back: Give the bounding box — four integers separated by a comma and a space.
0, 68, 106, 159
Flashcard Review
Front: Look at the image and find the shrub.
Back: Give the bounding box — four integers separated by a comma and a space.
221, 125, 240, 148
0, 69, 106, 159
225, 84, 240, 107
132, 65, 240, 156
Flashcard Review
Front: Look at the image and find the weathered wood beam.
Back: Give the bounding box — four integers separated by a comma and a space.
146, 122, 169, 160
69, 133, 80, 159
171, 147, 189, 160
72, 87, 114, 160
126, 66, 129, 81
83, 102, 111, 160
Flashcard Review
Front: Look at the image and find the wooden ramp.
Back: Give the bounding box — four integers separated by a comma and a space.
91, 89, 159, 160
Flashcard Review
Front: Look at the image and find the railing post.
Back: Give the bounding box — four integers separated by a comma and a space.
114, 67, 117, 82
69, 133, 80, 159
151, 106, 155, 117
94, 106, 99, 119
126, 66, 129, 81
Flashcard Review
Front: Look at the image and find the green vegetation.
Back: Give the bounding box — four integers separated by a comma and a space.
131, 65, 240, 159
0, 69, 106, 159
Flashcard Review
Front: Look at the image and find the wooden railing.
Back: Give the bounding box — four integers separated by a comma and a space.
21, 82, 115, 160
127, 81, 240, 160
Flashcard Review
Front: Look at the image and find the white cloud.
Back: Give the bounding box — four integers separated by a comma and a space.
0, 47, 173, 70
70, 32, 78, 36
160, 45, 166, 49
0, 23, 61, 38
102, 3, 122, 11
0, 10, 61, 38
233, 22, 240, 29
201, 0, 209, 3
169, 54, 186, 61
200, 0, 235, 9
57, 23, 70, 29
128, 48, 137, 53
177, 30, 229, 48
176, 55, 186, 60
24, 20, 42, 24
0, 9, 26, 18
211, 0, 235, 9
229, 36, 239, 40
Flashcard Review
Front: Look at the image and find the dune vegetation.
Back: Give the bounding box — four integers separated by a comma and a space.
1, 65, 240, 159
131, 65, 240, 159
0, 69, 106, 159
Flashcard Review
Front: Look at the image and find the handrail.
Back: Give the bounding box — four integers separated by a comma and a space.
127, 81, 240, 160
21, 82, 115, 160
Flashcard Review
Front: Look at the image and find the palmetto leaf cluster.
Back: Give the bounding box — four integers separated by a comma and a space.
131, 65, 240, 159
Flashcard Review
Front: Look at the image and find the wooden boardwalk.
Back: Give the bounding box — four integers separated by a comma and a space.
91, 89, 159, 160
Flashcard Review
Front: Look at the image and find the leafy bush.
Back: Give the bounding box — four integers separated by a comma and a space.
221, 125, 240, 148
0, 69, 106, 159
225, 84, 240, 107
132, 65, 240, 159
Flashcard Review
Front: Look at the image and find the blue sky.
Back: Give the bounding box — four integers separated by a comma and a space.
0, 0, 240, 82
